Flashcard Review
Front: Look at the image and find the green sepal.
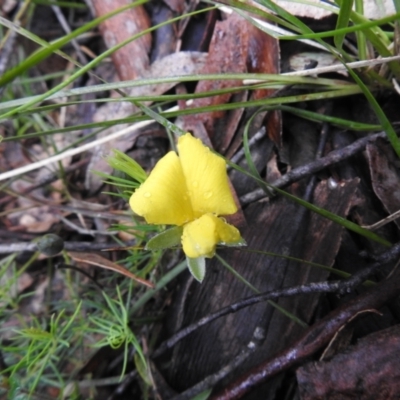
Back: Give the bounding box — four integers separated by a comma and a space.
186, 256, 206, 283
145, 226, 183, 250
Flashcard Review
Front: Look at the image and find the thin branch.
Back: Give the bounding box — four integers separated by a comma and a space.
361, 208, 400, 230
210, 268, 400, 400
51, 5, 88, 66
240, 132, 386, 205
0, 239, 137, 254
60, 216, 119, 236
229, 127, 267, 165
0, 30, 17, 79
0, 108, 171, 182
152, 240, 400, 359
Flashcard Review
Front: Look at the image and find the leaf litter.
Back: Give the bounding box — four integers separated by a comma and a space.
0, 1, 400, 399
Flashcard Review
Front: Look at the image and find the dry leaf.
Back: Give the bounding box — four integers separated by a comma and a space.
92, 0, 151, 80
68, 251, 154, 288
275, 0, 395, 20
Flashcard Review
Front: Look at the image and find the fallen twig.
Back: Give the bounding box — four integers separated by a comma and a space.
210, 267, 400, 399
0, 239, 137, 254
240, 132, 386, 205
153, 240, 400, 360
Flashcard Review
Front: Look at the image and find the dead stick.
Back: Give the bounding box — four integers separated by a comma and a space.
240, 132, 386, 205
211, 270, 400, 400
154, 241, 400, 359
0, 240, 137, 254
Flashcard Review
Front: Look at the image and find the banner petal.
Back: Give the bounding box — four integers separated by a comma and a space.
178, 134, 237, 217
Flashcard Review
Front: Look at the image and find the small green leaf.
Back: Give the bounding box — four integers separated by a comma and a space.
145, 226, 183, 250
186, 256, 206, 283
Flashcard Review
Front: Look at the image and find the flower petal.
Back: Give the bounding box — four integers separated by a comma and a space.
181, 214, 241, 258
129, 151, 195, 225
177, 133, 237, 217
213, 216, 242, 244
182, 214, 219, 258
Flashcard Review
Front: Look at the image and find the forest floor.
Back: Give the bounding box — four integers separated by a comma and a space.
1, 1, 400, 399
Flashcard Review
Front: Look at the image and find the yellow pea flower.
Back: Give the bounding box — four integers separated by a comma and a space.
129, 133, 242, 258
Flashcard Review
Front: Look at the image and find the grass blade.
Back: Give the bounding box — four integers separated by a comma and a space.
334, 0, 354, 50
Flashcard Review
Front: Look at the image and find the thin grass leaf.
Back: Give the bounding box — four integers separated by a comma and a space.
130, 260, 187, 314
354, 0, 367, 59
0, 72, 354, 113
134, 101, 186, 139
334, 0, 354, 50
32, 0, 86, 8
94, 171, 139, 187
243, 111, 274, 197
275, 184, 391, 247
226, 160, 392, 247
276, 105, 382, 131
257, 0, 342, 55
20, 85, 343, 145
0, 1, 147, 87
345, 68, 400, 159
278, 12, 400, 41
215, 254, 308, 327
215, 0, 307, 33
348, 9, 400, 77
271, 0, 400, 79
0, 6, 216, 121
105, 149, 147, 183
240, 247, 375, 287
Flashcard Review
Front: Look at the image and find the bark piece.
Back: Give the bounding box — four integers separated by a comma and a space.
211, 265, 400, 400
163, 179, 359, 397
297, 324, 400, 400
92, 0, 151, 80
181, 11, 280, 157
150, 1, 178, 61
180, 12, 248, 149
366, 137, 400, 229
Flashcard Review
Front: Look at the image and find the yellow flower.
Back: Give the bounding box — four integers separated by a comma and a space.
129, 133, 241, 258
